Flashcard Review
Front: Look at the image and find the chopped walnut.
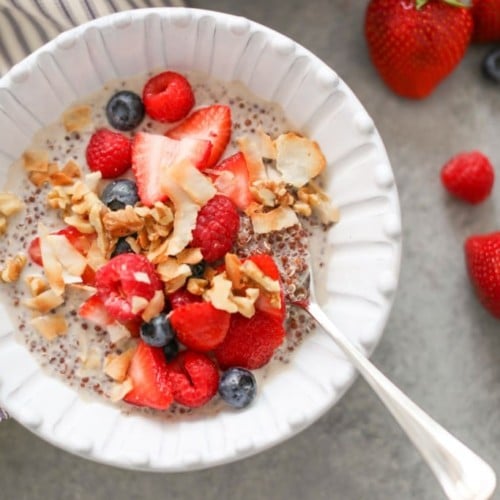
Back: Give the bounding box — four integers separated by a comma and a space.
240, 259, 281, 293
0, 254, 27, 283
30, 314, 68, 341
203, 273, 238, 313
62, 105, 92, 132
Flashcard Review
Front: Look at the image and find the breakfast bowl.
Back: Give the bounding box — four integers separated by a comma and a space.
0, 8, 401, 471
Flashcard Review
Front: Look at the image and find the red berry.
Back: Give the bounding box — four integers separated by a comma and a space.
86, 129, 132, 178
167, 288, 202, 309
214, 309, 286, 370
78, 294, 114, 328
166, 105, 232, 167
441, 151, 494, 204
169, 302, 230, 351
142, 71, 195, 123
191, 195, 240, 262
472, 0, 500, 43
465, 232, 500, 318
95, 254, 163, 322
124, 341, 173, 410
167, 351, 219, 408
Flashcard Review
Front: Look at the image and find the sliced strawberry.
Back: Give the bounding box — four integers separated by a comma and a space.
167, 288, 202, 309
124, 341, 173, 410
131, 132, 212, 206
169, 302, 230, 352
166, 105, 232, 168
78, 294, 114, 328
167, 350, 219, 408
210, 152, 253, 210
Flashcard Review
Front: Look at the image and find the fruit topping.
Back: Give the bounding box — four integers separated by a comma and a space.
214, 309, 286, 370
167, 350, 219, 408
441, 151, 494, 204
167, 288, 202, 309
482, 48, 500, 83
101, 179, 139, 210
140, 313, 175, 347
189, 261, 206, 279
191, 195, 240, 262
106, 90, 145, 131
94, 253, 163, 322
86, 129, 132, 178
166, 104, 232, 167
142, 71, 195, 123
219, 367, 257, 409
169, 301, 230, 351
472, 0, 500, 43
110, 237, 135, 258
465, 232, 500, 318
78, 294, 114, 328
162, 338, 180, 362
124, 341, 173, 410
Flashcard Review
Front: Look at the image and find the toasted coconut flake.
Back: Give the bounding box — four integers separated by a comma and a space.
110, 378, 133, 402
141, 290, 165, 322
237, 135, 267, 182
62, 159, 82, 179
176, 247, 203, 265
46, 234, 87, 276
86, 240, 107, 271
257, 129, 277, 159
89, 204, 109, 254
150, 202, 174, 225
169, 159, 216, 205
83, 347, 102, 369
104, 347, 136, 382
125, 236, 141, 254
225, 253, 243, 289
0, 192, 24, 217
131, 296, 149, 315
241, 260, 281, 293
157, 258, 191, 282
107, 322, 131, 344
63, 214, 94, 234
25, 275, 49, 296
103, 206, 144, 238
275, 133, 326, 187
250, 185, 276, 207
23, 150, 49, 173
30, 314, 68, 341
84, 172, 102, 193
62, 104, 92, 132
0, 254, 27, 283
250, 206, 299, 234
49, 171, 75, 186
29, 172, 50, 187
147, 239, 170, 264
0, 217, 6, 235
187, 278, 208, 296
23, 289, 64, 313
39, 225, 65, 295
203, 273, 238, 313
231, 288, 259, 318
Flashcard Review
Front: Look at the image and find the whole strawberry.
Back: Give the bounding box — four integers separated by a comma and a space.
365, 0, 473, 98
465, 232, 500, 318
472, 0, 500, 42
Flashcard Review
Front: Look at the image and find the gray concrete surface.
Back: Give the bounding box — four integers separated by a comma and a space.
1, 1, 500, 499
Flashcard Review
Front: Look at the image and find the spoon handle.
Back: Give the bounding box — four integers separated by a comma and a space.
305, 301, 496, 500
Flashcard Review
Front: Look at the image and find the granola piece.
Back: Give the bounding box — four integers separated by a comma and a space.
298, 182, 340, 224
157, 258, 192, 293
141, 290, 165, 322
0, 254, 27, 283
30, 315, 68, 341
240, 259, 281, 293
187, 278, 208, 296
176, 247, 203, 265
62, 104, 92, 132
62, 159, 82, 179
22, 289, 64, 313
203, 273, 238, 314
25, 275, 49, 296
104, 348, 136, 382
103, 206, 144, 238
224, 253, 243, 289
230, 288, 260, 318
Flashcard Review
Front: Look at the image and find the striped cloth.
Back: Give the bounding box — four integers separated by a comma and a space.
0, 0, 186, 75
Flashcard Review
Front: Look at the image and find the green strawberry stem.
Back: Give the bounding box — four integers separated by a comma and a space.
415, 0, 471, 9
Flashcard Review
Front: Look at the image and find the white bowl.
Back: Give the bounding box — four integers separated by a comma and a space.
0, 7, 401, 471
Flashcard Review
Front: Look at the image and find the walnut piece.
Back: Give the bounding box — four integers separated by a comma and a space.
0, 254, 27, 283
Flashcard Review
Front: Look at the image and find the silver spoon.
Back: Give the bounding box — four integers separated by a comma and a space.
295, 263, 496, 500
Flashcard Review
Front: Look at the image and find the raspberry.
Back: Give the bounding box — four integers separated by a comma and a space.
95, 254, 163, 322
86, 129, 132, 179
142, 71, 195, 123
167, 351, 219, 408
441, 151, 495, 204
169, 302, 230, 351
191, 195, 240, 262
167, 288, 202, 309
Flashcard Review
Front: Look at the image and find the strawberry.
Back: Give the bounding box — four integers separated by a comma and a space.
191, 195, 240, 262
124, 341, 173, 410
166, 105, 232, 167
247, 254, 286, 322
214, 309, 286, 370
86, 129, 132, 178
131, 132, 212, 206
465, 232, 500, 318
78, 294, 114, 327
167, 288, 202, 309
210, 152, 253, 210
169, 302, 230, 351
167, 351, 219, 408
441, 151, 495, 204
142, 71, 195, 123
472, 0, 500, 42
94, 254, 163, 322
365, 0, 473, 99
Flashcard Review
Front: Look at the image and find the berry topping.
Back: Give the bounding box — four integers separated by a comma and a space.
167, 351, 219, 408
131, 132, 212, 206
169, 302, 230, 352
124, 341, 173, 410
78, 294, 114, 328
219, 367, 257, 409
106, 90, 145, 131
189, 261, 206, 279
110, 237, 135, 258
191, 195, 240, 262
142, 71, 195, 123
140, 313, 175, 347
166, 104, 232, 167
482, 48, 500, 83
95, 254, 163, 322
214, 309, 286, 370
465, 232, 500, 318
167, 288, 202, 309
86, 129, 132, 179
163, 338, 180, 362
441, 151, 495, 204
210, 152, 253, 210
472, 0, 500, 43
101, 179, 139, 210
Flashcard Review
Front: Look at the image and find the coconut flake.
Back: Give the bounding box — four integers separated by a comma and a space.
30, 314, 68, 340
169, 159, 216, 205
250, 206, 299, 234
237, 136, 267, 182
46, 234, 87, 276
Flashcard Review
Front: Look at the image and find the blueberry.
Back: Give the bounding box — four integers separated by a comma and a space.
162, 338, 180, 362
190, 261, 206, 279
101, 179, 139, 210
111, 237, 134, 258
482, 48, 500, 83
218, 367, 257, 409
106, 91, 145, 131
140, 313, 175, 347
